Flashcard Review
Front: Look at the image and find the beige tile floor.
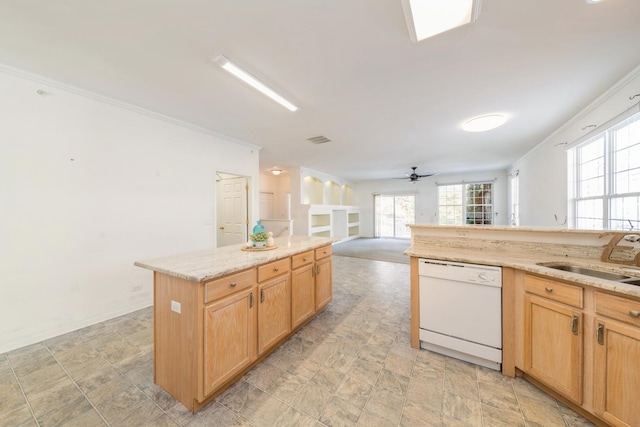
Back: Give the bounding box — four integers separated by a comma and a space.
1, 256, 595, 426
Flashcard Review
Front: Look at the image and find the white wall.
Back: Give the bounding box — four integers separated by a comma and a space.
354, 170, 509, 237
0, 68, 260, 353
511, 66, 640, 227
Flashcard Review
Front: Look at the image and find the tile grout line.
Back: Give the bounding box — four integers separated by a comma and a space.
6, 352, 41, 427
42, 341, 112, 426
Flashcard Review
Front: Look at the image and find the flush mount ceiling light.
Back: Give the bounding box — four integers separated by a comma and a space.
462, 114, 507, 132
401, 0, 482, 42
586, 0, 603, 3
213, 55, 299, 112
271, 168, 283, 176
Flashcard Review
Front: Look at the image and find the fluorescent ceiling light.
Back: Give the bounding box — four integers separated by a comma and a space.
213, 55, 299, 112
401, 0, 482, 42
462, 114, 507, 132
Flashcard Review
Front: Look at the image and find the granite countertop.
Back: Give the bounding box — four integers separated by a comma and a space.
404, 246, 640, 298
135, 235, 336, 282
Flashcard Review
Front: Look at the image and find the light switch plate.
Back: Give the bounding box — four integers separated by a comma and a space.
171, 300, 181, 314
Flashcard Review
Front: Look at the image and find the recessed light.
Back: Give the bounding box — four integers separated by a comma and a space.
213, 55, 299, 112
462, 114, 507, 132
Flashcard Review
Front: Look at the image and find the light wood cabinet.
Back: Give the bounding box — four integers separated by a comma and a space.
291, 251, 315, 329
523, 275, 584, 404
151, 245, 332, 413
519, 274, 640, 425
315, 246, 332, 310
524, 294, 583, 404
203, 287, 256, 396
258, 274, 291, 355
593, 292, 640, 427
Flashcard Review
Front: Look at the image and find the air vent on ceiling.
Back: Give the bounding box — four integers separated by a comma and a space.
307, 135, 331, 144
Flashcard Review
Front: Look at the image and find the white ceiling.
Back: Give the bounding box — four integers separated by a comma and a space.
2, 0, 640, 181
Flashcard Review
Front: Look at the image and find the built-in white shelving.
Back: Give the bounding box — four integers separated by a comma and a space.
291, 170, 360, 241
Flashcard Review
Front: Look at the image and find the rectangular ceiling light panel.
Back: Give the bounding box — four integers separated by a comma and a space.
213, 55, 299, 112
401, 0, 481, 42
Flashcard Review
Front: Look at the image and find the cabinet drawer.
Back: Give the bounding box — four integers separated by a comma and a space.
525, 275, 583, 308
315, 245, 332, 260
205, 268, 256, 304
595, 292, 640, 327
292, 250, 314, 270
258, 258, 290, 282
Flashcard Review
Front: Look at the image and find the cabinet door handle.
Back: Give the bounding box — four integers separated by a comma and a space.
260, 289, 265, 303
250, 292, 254, 308
571, 315, 579, 335
545, 287, 553, 293
312, 266, 315, 277
596, 323, 605, 345
230, 282, 237, 288
317, 265, 321, 275
630, 310, 640, 318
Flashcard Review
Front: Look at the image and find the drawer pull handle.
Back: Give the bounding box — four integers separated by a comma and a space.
274, 267, 279, 272
303, 258, 307, 262
545, 287, 553, 292
630, 310, 640, 318
230, 282, 237, 288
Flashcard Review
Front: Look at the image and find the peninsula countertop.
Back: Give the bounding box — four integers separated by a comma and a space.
135, 235, 336, 282
404, 246, 640, 299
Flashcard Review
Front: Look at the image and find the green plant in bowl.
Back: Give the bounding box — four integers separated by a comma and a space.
250, 231, 269, 244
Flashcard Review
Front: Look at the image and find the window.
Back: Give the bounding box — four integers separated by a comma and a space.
510, 172, 520, 226
569, 111, 640, 230
438, 183, 493, 225
374, 194, 415, 238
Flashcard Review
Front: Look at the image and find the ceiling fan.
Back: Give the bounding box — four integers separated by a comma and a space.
396, 166, 434, 183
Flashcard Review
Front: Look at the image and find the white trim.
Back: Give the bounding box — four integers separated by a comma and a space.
564, 103, 640, 150
0, 63, 262, 151
514, 64, 640, 165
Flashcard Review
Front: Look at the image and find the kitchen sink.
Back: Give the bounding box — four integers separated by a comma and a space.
537, 263, 640, 286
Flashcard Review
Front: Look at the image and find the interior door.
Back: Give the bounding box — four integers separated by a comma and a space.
216, 175, 248, 247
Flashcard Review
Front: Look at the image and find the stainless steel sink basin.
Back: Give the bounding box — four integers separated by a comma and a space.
537, 263, 640, 286
540, 264, 631, 281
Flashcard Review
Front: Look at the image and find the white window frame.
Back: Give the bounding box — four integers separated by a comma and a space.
510, 171, 520, 226
568, 110, 640, 230
373, 193, 416, 238
437, 182, 494, 225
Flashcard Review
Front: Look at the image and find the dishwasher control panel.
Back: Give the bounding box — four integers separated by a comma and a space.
419, 259, 502, 287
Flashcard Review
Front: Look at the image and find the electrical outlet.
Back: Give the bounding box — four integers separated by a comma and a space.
456, 231, 469, 238
171, 300, 181, 314
131, 284, 143, 292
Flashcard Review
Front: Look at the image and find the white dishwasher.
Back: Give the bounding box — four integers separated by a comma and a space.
419, 258, 502, 371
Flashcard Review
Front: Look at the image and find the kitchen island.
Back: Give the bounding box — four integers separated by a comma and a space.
135, 235, 335, 413
406, 225, 640, 427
